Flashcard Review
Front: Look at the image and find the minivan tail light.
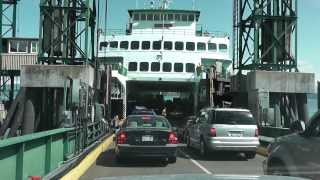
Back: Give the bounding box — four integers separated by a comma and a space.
210, 128, 217, 137
168, 132, 178, 144
255, 129, 259, 137
117, 132, 127, 144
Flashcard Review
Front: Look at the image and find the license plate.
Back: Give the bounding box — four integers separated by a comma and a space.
142, 135, 153, 142
229, 133, 243, 137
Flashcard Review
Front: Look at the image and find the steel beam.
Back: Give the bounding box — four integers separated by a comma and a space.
39, 0, 95, 65
233, 0, 297, 72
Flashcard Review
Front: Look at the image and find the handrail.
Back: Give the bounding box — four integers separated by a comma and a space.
0, 128, 73, 148
102, 28, 229, 38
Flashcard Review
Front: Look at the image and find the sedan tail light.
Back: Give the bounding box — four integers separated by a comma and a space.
255, 129, 259, 137
210, 128, 216, 137
117, 131, 127, 144
168, 132, 178, 144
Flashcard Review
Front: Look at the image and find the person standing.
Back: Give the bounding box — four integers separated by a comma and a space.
162, 107, 167, 117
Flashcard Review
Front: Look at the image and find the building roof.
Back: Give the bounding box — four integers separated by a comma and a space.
2, 37, 38, 41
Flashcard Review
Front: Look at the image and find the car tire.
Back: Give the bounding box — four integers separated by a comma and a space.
200, 139, 208, 157
268, 161, 288, 176
168, 156, 177, 163
245, 152, 256, 159
115, 155, 125, 163
161, 158, 169, 166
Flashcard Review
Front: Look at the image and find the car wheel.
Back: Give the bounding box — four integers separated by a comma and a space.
161, 158, 169, 166
245, 152, 256, 159
168, 156, 177, 163
115, 155, 125, 163
200, 139, 208, 157
268, 161, 288, 176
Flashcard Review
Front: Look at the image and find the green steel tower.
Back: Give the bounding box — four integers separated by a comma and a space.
39, 0, 96, 65
233, 0, 298, 72
0, 0, 19, 105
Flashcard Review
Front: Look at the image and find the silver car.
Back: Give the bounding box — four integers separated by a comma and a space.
186, 108, 260, 158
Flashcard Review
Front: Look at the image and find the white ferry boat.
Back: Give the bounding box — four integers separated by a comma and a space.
98, 0, 232, 117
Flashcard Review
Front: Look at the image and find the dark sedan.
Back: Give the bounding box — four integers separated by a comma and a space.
115, 115, 178, 163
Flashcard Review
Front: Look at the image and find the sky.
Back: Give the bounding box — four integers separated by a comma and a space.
14, 0, 320, 83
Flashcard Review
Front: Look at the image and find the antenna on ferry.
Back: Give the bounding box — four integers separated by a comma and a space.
136, 0, 139, 8
192, 0, 196, 10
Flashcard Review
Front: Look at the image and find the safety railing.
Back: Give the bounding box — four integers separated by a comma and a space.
0, 128, 76, 180
102, 29, 229, 38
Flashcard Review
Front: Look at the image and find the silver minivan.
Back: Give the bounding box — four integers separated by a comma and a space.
186, 108, 260, 159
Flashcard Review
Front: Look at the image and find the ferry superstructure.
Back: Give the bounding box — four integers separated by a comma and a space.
98, 1, 232, 117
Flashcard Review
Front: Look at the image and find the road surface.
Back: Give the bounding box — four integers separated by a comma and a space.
81, 144, 265, 179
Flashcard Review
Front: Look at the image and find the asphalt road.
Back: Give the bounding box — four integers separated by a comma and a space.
80, 144, 266, 180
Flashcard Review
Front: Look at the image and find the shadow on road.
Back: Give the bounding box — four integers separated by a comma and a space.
96, 148, 169, 168
178, 147, 249, 162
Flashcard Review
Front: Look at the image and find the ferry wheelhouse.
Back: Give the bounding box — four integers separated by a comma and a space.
98, 2, 232, 117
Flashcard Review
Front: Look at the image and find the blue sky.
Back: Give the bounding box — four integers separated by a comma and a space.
15, 0, 320, 81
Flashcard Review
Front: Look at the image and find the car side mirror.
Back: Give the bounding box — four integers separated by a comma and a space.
290, 120, 306, 133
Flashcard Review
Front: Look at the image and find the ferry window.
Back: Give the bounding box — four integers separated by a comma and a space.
219, 44, 228, 52
133, 14, 139, 21
19, 41, 28, 52
120, 41, 129, 50
182, 14, 188, 21
147, 14, 153, 21
151, 62, 160, 72
99, 42, 108, 50
131, 41, 140, 50
186, 42, 195, 51
10, 41, 18, 52
175, 41, 184, 50
188, 14, 195, 21
154, 14, 160, 21
208, 43, 217, 51
197, 42, 206, 51
10, 40, 28, 53
186, 63, 195, 72
163, 62, 172, 72
174, 63, 183, 72
141, 14, 146, 21
168, 14, 174, 21
110, 41, 118, 49
175, 14, 180, 21
153, 41, 162, 50
31, 41, 38, 53
164, 41, 172, 50
142, 41, 150, 50
140, 62, 149, 71
128, 62, 137, 71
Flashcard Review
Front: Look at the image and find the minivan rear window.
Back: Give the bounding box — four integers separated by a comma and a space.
214, 111, 256, 125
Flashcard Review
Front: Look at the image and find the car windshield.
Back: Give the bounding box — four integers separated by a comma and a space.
125, 116, 170, 128
214, 111, 256, 125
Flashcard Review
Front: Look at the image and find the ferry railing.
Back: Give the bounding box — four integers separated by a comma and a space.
102, 29, 229, 38
0, 128, 75, 180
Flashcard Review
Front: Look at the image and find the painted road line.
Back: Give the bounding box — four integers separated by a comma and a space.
256, 146, 268, 157
61, 135, 115, 180
179, 150, 213, 175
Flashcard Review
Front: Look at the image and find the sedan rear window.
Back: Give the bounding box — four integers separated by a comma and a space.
214, 111, 256, 125
125, 116, 170, 128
